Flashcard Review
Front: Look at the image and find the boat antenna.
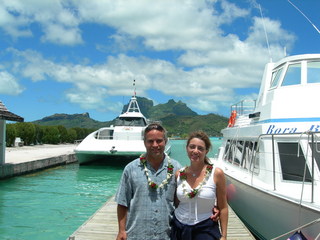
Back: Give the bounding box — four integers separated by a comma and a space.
259, 4, 272, 62
133, 79, 136, 97
288, 0, 320, 34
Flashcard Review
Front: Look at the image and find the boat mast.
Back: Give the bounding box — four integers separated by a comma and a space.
126, 80, 141, 113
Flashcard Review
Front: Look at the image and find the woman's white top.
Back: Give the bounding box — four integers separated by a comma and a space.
174, 166, 216, 225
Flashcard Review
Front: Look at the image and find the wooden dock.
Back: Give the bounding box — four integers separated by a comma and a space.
67, 196, 256, 240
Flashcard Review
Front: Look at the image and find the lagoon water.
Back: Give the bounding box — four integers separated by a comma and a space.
0, 138, 221, 240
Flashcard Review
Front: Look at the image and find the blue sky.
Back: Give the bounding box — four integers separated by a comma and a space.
1, 0, 320, 122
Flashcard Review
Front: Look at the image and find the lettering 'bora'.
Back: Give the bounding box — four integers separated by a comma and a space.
266, 124, 320, 134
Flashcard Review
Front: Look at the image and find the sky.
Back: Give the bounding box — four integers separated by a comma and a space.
1, 0, 320, 123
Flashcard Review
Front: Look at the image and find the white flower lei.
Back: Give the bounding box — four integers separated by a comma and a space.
180, 165, 213, 198
140, 153, 174, 189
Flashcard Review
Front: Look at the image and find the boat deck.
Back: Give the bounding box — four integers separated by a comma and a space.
67, 196, 256, 240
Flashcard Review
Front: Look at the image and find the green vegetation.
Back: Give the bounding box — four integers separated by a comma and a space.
5, 122, 94, 147
6, 97, 228, 146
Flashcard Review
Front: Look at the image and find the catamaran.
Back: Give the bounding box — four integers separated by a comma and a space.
75, 93, 171, 164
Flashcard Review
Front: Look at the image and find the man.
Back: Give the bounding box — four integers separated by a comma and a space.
116, 122, 182, 240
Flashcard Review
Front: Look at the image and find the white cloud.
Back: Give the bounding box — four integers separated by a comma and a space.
0, 71, 24, 95
0, 0, 82, 44
40, 23, 83, 45
0, 0, 298, 117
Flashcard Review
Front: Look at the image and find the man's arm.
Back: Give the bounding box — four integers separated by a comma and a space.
215, 168, 228, 239
117, 204, 128, 240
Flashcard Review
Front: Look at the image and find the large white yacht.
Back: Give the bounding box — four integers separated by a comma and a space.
211, 54, 320, 240
75, 94, 171, 164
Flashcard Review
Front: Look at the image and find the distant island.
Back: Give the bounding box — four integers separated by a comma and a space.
32, 97, 228, 137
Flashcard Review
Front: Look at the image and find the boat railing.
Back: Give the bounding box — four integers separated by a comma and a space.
255, 131, 320, 203
230, 99, 256, 116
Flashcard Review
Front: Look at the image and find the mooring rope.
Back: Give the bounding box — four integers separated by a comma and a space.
270, 218, 320, 240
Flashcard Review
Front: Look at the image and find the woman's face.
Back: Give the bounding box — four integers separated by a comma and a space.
187, 137, 208, 163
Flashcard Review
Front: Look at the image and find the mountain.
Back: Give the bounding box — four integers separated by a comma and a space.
32, 97, 228, 136
32, 113, 111, 129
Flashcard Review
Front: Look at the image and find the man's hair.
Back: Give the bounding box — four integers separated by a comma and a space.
143, 122, 168, 142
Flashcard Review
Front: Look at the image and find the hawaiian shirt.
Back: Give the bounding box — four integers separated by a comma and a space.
115, 155, 182, 240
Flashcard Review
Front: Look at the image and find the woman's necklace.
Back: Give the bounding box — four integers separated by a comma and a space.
179, 164, 213, 198
140, 153, 174, 189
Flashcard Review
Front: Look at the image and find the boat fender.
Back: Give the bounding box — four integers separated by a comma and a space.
227, 110, 237, 127
288, 231, 308, 240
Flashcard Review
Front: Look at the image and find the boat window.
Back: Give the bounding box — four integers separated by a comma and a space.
270, 68, 283, 88
241, 141, 255, 169
96, 129, 113, 139
309, 142, 320, 173
115, 117, 146, 127
251, 142, 260, 174
307, 61, 320, 84
281, 63, 301, 86
223, 140, 234, 163
241, 141, 249, 169
278, 143, 312, 182
233, 141, 243, 165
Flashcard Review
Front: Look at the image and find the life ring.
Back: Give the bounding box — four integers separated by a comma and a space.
228, 110, 237, 127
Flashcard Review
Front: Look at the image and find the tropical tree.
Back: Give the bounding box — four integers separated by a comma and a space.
42, 126, 60, 144
6, 124, 17, 147
67, 128, 77, 143
15, 122, 36, 145
57, 125, 68, 143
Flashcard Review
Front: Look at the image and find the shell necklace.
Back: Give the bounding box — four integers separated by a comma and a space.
179, 164, 213, 198
140, 153, 174, 189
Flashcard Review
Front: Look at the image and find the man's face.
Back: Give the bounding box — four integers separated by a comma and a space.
144, 129, 166, 158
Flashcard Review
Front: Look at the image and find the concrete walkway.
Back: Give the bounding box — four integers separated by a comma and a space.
1, 144, 77, 179
5, 144, 76, 164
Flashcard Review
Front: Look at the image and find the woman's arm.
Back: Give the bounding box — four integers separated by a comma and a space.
117, 204, 128, 240
214, 167, 228, 239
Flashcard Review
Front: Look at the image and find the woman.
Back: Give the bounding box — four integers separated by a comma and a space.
171, 131, 228, 240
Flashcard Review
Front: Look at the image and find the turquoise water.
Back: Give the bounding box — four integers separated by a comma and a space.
0, 138, 221, 240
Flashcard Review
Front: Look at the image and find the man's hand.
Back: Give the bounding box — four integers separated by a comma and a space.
210, 206, 220, 221
116, 231, 127, 240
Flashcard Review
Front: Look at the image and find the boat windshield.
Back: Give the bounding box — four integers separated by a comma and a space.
307, 61, 320, 83
273, 60, 320, 88
114, 117, 146, 127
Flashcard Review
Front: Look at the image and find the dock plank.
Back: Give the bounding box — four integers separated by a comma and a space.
68, 196, 255, 240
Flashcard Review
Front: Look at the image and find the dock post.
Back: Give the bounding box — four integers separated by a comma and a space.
0, 120, 5, 165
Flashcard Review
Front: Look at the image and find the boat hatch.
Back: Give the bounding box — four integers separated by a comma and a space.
278, 142, 312, 182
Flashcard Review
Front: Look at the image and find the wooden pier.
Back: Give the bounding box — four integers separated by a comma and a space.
67, 196, 256, 240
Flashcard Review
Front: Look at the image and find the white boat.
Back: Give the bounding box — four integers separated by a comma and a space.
75, 95, 171, 164
211, 54, 320, 240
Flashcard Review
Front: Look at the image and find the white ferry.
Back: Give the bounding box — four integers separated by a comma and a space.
75, 94, 171, 164
212, 54, 320, 240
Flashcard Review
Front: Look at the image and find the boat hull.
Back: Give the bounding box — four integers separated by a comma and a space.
75, 150, 145, 164
226, 175, 320, 240
75, 140, 172, 164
